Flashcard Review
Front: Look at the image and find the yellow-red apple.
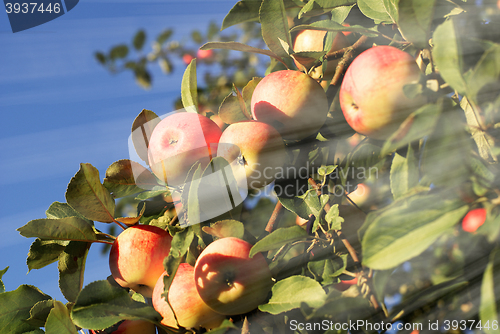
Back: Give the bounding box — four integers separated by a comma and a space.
152, 263, 225, 329
346, 183, 371, 207
93, 320, 156, 334
197, 49, 214, 60
217, 121, 286, 189
148, 112, 222, 186
182, 54, 194, 65
462, 208, 486, 233
293, 30, 350, 83
194, 237, 273, 315
251, 70, 329, 141
109, 225, 172, 298
339, 46, 425, 139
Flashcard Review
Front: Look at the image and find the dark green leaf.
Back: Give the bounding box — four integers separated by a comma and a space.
103, 160, 158, 198
94, 52, 106, 65
27, 239, 69, 272
307, 293, 372, 321
279, 195, 314, 220
398, 0, 436, 47
259, 275, 326, 314
222, 0, 263, 30
480, 247, 500, 334
201, 41, 285, 65
0, 266, 8, 293
131, 109, 161, 164
132, 30, 146, 51
357, 0, 393, 23
18, 217, 97, 243
25, 299, 55, 327
71, 280, 161, 330
134, 67, 151, 89
191, 30, 203, 44
110, 45, 129, 60
65, 163, 115, 223
390, 145, 419, 200
219, 91, 251, 124
330, 5, 355, 23
250, 226, 309, 257
0, 285, 51, 333
46, 202, 91, 222
45, 300, 78, 334
260, 0, 293, 60
203, 220, 245, 239
181, 59, 198, 113
58, 241, 90, 303
157, 29, 173, 45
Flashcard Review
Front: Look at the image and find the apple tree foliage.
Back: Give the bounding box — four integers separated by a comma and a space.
3, 0, 500, 333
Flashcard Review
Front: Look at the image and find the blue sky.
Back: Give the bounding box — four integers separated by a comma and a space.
0, 0, 236, 302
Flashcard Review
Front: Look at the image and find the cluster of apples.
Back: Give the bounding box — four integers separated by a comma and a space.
108, 225, 273, 331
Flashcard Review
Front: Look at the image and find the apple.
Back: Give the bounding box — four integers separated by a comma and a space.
462, 208, 486, 233
197, 49, 214, 60
339, 45, 425, 139
182, 54, 194, 65
148, 112, 222, 186
91, 320, 156, 334
346, 183, 371, 207
251, 70, 329, 141
194, 237, 273, 315
293, 29, 350, 83
109, 225, 172, 298
217, 121, 286, 189
152, 263, 225, 329
334, 277, 358, 291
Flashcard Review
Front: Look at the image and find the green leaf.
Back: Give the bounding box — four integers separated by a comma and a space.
157, 29, 173, 45
0, 285, 51, 333
95, 52, 106, 65
201, 41, 285, 65
109, 45, 129, 60
186, 164, 204, 227
291, 20, 380, 37
132, 30, 146, 51
181, 59, 198, 114
0, 267, 8, 293
259, 0, 293, 60
25, 299, 55, 327
241, 77, 262, 118
46, 202, 91, 222
250, 226, 309, 258
103, 160, 158, 198
205, 319, 238, 333
222, 0, 263, 30
383, 0, 399, 22
279, 195, 314, 220
397, 0, 436, 47
27, 239, 69, 272
466, 42, 500, 105
432, 18, 466, 94
219, 91, 251, 124
18, 217, 97, 243
134, 67, 151, 89
65, 163, 115, 223
325, 204, 344, 230
203, 220, 245, 239
45, 301, 78, 334
308, 255, 346, 284
259, 276, 326, 314
307, 294, 372, 321
330, 5, 355, 23
362, 194, 468, 270
131, 109, 161, 164
357, 0, 393, 23
71, 280, 161, 330
58, 241, 90, 303
480, 248, 500, 334
191, 30, 203, 44
390, 145, 419, 200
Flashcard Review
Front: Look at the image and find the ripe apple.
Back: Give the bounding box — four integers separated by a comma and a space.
293, 30, 350, 83
194, 237, 273, 315
182, 54, 194, 65
152, 263, 225, 329
251, 70, 329, 141
91, 320, 156, 334
334, 277, 358, 291
339, 45, 425, 139
148, 112, 222, 186
109, 225, 172, 298
346, 183, 371, 207
462, 208, 486, 233
217, 121, 286, 189
197, 49, 214, 60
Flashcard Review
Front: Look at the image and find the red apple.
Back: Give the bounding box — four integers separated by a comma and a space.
147, 112, 222, 186
217, 121, 286, 189
334, 277, 358, 291
346, 183, 371, 207
251, 70, 329, 141
339, 46, 425, 139
97, 320, 156, 334
152, 263, 225, 329
194, 237, 273, 315
293, 30, 350, 84
182, 54, 194, 65
109, 225, 172, 298
462, 208, 486, 233
197, 49, 214, 60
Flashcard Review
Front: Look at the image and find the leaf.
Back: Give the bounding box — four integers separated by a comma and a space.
291, 20, 380, 37
46, 202, 90, 222
71, 280, 161, 330
466, 42, 500, 105
132, 30, 146, 51
325, 204, 344, 230
480, 248, 500, 334
134, 67, 151, 89
185, 164, 204, 227
181, 59, 198, 114
204, 319, 238, 333
18, 217, 97, 243
157, 29, 173, 45
260, 0, 292, 60
0, 267, 8, 293
109, 45, 129, 59
203, 220, 245, 239
308, 255, 346, 285
222, 0, 263, 30
259, 276, 326, 314
390, 145, 419, 200
241, 77, 262, 118
58, 241, 90, 303
219, 91, 251, 125
397, 0, 436, 47
432, 18, 466, 94
357, 0, 393, 23
103, 160, 158, 198
65, 163, 115, 223
131, 109, 161, 164
45, 300, 78, 334
201, 41, 285, 65
0, 285, 51, 333
250, 226, 309, 257
362, 194, 468, 270
279, 195, 314, 220
330, 5, 355, 23
25, 299, 55, 327
27, 239, 69, 272
382, 0, 399, 22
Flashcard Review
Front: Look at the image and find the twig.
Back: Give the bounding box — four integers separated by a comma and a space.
113, 220, 127, 230
265, 201, 284, 233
